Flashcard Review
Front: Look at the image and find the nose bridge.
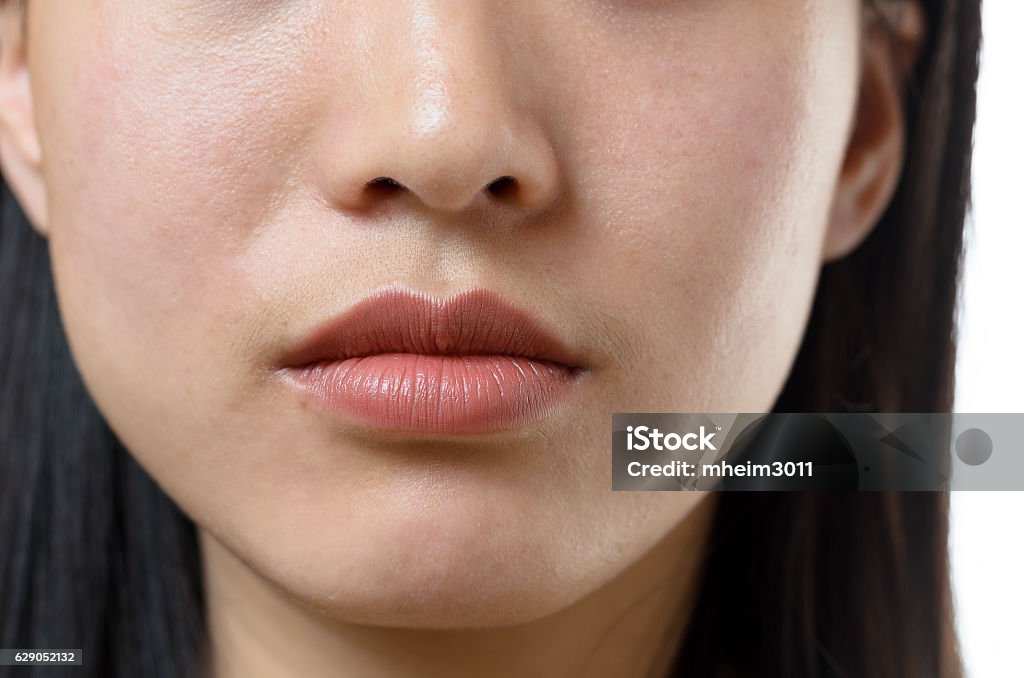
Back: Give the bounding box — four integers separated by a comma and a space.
316, 0, 561, 216
406, 0, 487, 139
397, 1, 506, 196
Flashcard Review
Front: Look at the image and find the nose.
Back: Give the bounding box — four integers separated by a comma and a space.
314, 1, 563, 217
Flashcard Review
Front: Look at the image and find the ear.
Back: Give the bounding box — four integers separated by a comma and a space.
823, 1, 926, 262
0, 0, 48, 236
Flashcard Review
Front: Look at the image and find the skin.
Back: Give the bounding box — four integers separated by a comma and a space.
0, 1, 922, 676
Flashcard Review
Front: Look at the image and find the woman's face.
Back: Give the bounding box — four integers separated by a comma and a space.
13, 0, 869, 625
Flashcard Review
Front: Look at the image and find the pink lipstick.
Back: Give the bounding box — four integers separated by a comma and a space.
277, 287, 586, 434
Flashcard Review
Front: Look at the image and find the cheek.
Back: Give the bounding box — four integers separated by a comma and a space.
34, 6, 335, 492
52, 23, 308, 266
41, 5, 322, 413
540, 7, 858, 409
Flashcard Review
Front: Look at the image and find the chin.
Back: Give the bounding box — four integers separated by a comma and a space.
227, 496, 595, 629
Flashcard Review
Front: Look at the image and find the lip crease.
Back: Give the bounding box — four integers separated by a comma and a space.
276, 286, 586, 435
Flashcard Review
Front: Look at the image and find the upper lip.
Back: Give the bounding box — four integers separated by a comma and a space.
278, 286, 583, 370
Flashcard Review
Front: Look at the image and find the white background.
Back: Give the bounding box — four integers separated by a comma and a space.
950, 2, 1024, 676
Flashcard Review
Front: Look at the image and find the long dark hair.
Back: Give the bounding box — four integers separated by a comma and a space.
1, 0, 981, 676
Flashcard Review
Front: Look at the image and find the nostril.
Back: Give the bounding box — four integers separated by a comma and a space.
486, 176, 518, 199
363, 175, 520, 206
366, 176, 404, 197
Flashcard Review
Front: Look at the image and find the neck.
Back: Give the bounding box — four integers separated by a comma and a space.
201, 497, 716, 678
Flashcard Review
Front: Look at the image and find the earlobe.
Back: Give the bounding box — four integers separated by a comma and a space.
823, 0, 926, 263
0, 1, 48, 236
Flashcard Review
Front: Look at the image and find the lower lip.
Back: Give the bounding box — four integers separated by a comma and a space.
282, 354, 582, 434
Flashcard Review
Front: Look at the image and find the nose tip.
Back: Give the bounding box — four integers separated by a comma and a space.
313, 5, 563, 218
329, 131, 561, 215
321, 110, 563, 216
